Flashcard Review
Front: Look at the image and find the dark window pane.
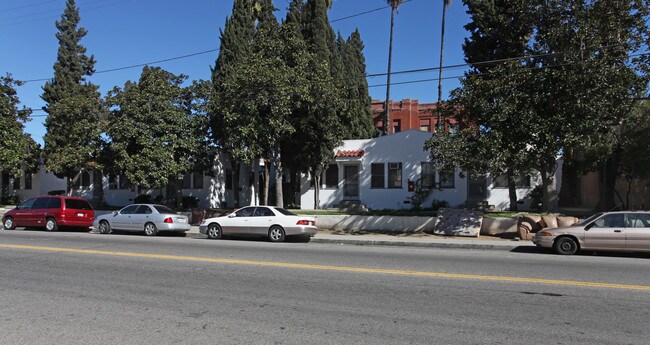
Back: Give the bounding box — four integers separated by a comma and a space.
371, 163, 384, 188
153, 205, 176, 214
421, 163, 435, 188
24, 173, 32, 190
65, 199, 92, 210
235, 207, 255, 217
325, 164, 338, 188
135, 205, 152, 214
193, 171, 204, 189
47, 197, 61, 209
275, 208, 296, 216
32, 197, 49, 209
118, 175, 130, 190
440, 168, 455, 188
254, 207, 275, 217
388, 163, 402, 188
108, 175, 118, 190
225, 169, 233, 190
120, 205, 138, 214
81, 171, 91, 188
13, 176, 20, 190
182, 173, 192, 189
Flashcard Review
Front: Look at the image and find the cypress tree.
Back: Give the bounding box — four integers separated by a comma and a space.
341, 29, 375, 139
41, 0, 104, 196
209, 0, 256, 208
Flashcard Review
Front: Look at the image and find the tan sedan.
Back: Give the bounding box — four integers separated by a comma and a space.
533, 211, 650, 255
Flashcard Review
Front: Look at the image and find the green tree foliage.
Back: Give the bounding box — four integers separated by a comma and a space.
0, 74, 40, 177
427, 0, 536, 211
41, 0, 104, 195
340, 29, 376, 139
614, 101, 650, 208
106, 66, 212, 208
209, 0, 256, 208
428, 0, 649, 211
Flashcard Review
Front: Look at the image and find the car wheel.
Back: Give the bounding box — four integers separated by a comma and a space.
44, 218, 58, 232
554, 237, 578, 255
206, 223, 222, 239
143, 222, 158, 236
98, 221, 112, 234
268, 225, 286, 242
3, 217, 15, 230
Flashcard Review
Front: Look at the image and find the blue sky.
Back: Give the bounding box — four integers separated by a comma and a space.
1, 0, 472, 145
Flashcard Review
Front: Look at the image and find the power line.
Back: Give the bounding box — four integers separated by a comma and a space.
0, 0, 131, 27
0, 0, 109, 20
0, 0, 56, 12
330, 0, 414, 23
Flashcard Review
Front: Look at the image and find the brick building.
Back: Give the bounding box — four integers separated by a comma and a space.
371, 99, 457, 134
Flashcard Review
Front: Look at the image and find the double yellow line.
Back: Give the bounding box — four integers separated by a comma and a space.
2, 243, 649, 291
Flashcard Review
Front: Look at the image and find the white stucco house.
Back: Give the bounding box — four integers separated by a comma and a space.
299, 130, 558, 211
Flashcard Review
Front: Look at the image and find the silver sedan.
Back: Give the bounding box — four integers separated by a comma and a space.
199, 206, 317, 242
94, 204, 190, 236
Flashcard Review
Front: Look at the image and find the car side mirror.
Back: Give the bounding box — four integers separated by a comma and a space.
228, 213, 236, 218
113, 211, 119, 216
584, 222, 594, 230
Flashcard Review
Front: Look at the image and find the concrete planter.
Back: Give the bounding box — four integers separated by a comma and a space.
308, 214, 518, 235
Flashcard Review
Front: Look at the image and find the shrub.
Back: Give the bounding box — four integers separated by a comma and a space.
134, 194, 152, 204
431, 199, 449, 211
527, 185, 543, 210
182, 196, 199, 210
1, 195, 20, 205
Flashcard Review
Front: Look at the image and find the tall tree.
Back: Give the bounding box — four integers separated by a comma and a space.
427, 0, 536, 211
0, 74, 40, 179
340, 29, 376, 139
382, 0, 404, 136
41, 0, 104, 196
106, 66, 212, 209
435, 0, 452, 132
209, 0, 256, 208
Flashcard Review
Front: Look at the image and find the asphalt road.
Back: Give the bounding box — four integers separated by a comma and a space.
1, 229, 649, 345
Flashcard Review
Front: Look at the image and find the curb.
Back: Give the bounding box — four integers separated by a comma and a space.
309, 238, 530, 251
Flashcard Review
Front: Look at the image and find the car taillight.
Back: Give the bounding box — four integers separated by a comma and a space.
296, 220, 315, 226
164, 217, 173, 224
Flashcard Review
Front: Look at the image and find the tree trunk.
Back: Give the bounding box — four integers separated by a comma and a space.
312, 168, 321, 210
229, 156, 240, 209
93, 170, 104, 207
597, 157, 619, 211
558, 158, 579, 207
383, 8, 396, 136
274, 150, 283, 208
263, 161, 270, 206
436, 0, 449, 132
507, 168, 518, 212
175, 178, 183, 210
66, 173, 74, 196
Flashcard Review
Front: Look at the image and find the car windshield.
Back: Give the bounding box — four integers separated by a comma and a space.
275, 208, 297, 216
577, 212, 603, 226
153, 205, 176, 214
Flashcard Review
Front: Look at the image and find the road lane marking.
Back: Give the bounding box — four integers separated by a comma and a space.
2, 243, 649, 291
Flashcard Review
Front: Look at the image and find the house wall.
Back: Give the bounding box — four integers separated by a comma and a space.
300, 130, 548, 211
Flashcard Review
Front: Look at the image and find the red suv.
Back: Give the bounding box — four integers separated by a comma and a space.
2, 196, 94, 231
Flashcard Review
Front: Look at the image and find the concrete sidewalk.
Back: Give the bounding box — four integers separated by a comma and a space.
187, 226, 535, 251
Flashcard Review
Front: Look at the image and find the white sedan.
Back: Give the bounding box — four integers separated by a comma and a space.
199, 206, 317, 242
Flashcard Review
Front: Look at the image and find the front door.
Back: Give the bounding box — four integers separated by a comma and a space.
343, 165, 359, 199
114, 205, 138, 230
467, 177, 487, 201
584, 213, 626, 250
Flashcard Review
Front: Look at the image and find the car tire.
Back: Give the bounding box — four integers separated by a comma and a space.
44, 218, 58, 232
268, 225, 286, 243
206, 223, 222, 239
98, 221, 112, 234
554, 237, 578, 255
3, 217, 16, 230
144, 222, 158, 236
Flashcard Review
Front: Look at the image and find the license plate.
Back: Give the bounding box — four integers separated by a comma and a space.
177, 218, 187, 223
77, 213, 84, 217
